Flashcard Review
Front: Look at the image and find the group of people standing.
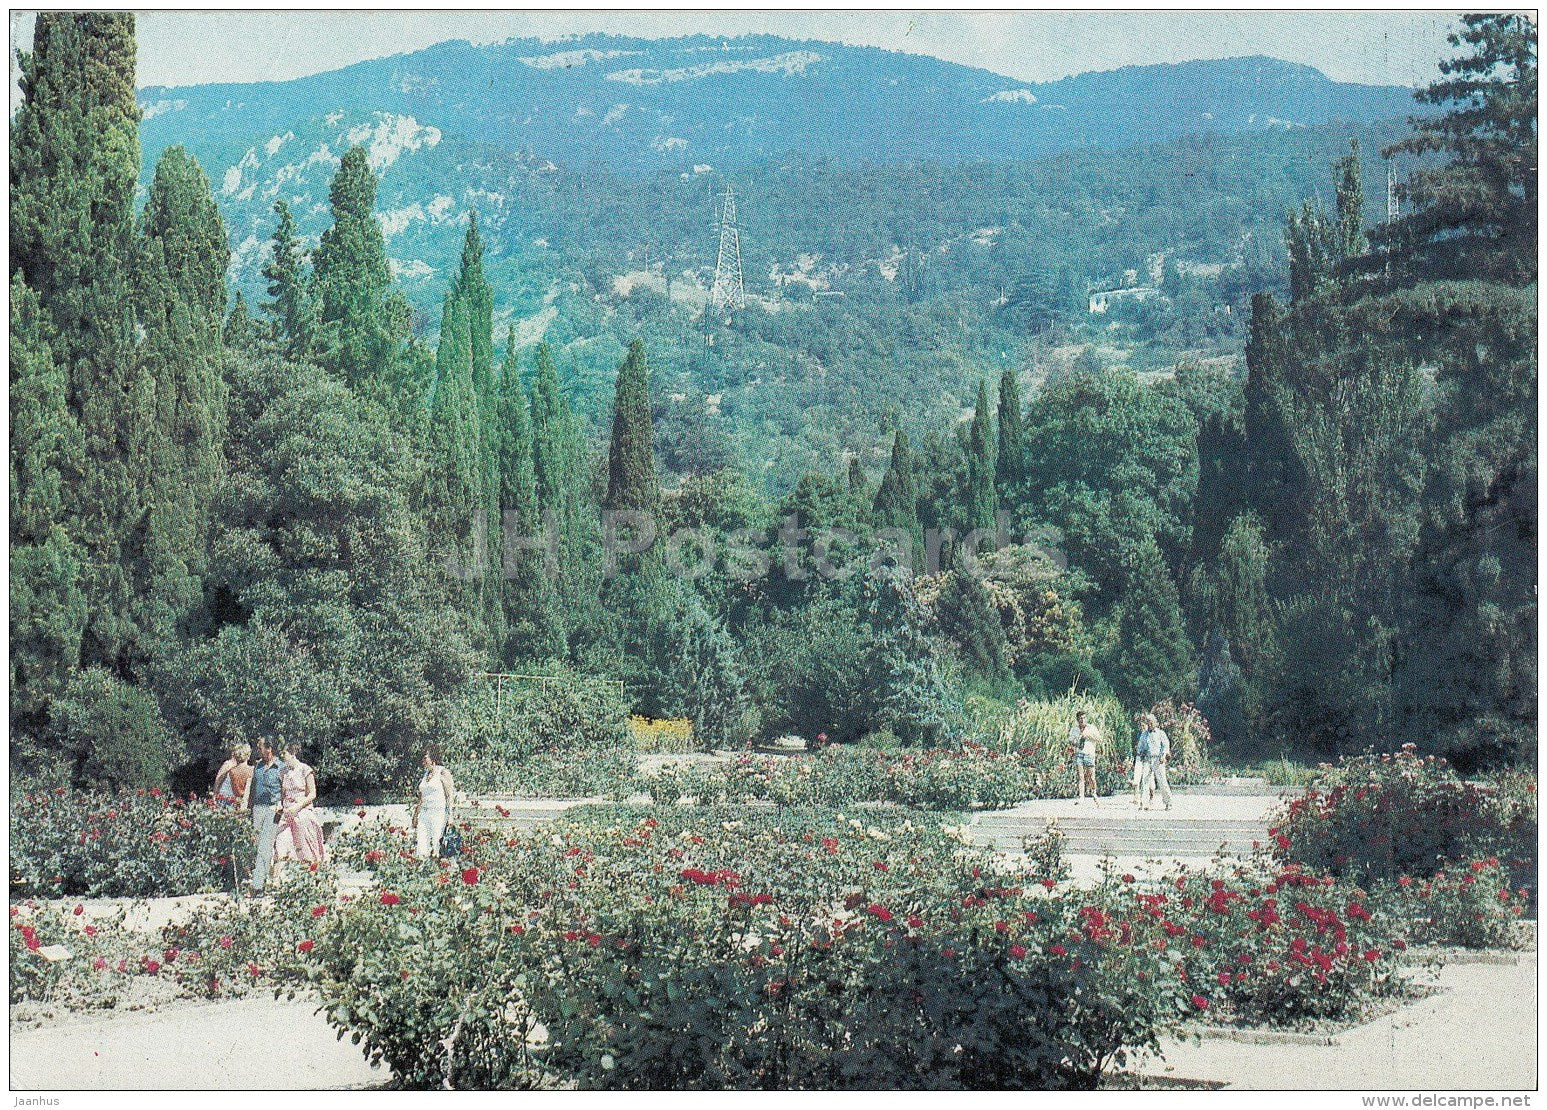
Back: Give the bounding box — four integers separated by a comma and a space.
213, 736, 327, 894
211, 741, 458, 894
1066, 710, 1173, 810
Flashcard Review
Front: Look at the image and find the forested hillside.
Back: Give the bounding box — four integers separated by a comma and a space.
132, 35, 1421, 480
11, 14, 1535, 801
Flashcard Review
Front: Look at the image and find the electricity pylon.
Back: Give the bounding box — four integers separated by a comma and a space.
709, 183, 745, 313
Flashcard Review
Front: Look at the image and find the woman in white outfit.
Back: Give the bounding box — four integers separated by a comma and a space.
413, 744, 456, 859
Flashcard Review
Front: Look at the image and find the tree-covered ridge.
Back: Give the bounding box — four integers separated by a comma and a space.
10, 13, 1535, 795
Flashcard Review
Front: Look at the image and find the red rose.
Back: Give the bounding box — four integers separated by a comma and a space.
1009, 945, 1027, 960
461, 867, 480, 885
72, 905, 84, 916
218, 935, 233, 949
93, 957, 108, 970
1191, 994, 1209, 1010
1363, 949, 1380, 962
311, 905, 328, 918
994, 921, 1008, 934
866, 904, 893, 923
163, 948, 179, 964
84, 925, 98, 938
144, 958, 162, 974
1121, 874, 1136, 884
1217, 972, 1231, 986
1050, 944, 1067, 957
298, 940, 315, 954
380, 892, 402, 906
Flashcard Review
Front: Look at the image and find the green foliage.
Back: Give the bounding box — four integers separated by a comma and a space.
1019, 369, 1199, 607
171, 354, 479, 791
9, 275, 86, 735
995, 367, 1027, 495
260, 199, 318, 360
1380, 14, 1537, 285
964, 378, 998, 531
1105, 535, 1192, 711
935, 568, 1010, 681
443, 667, 631, 778
312, 145, 410, 398
9, 781, 249, 897
604, 338, 660, 513
52, 668, 180, 789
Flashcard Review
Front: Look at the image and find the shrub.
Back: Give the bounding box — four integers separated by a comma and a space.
9, 899, 134, 1007
1371, 858, 1528, 949
1086, 857, 1408, 1026
444, 671, 635, 798
1271, 745, 1532, 893
628, 716, 695, 753
307, 807, 1188, 1089
9, 784, 251, 898
52, 667, 179, 789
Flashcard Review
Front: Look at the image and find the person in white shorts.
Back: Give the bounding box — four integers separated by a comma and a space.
1136, 713, 1173, 811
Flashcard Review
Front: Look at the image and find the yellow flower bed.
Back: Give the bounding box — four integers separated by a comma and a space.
628, 715, 695, 752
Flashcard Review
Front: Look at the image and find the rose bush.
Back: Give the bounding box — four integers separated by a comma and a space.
1371, 858, 1527, 950
1270, 746, 1535, 898
10, 784, 252, 898
308, 806, 1186, 1089
1084, 856, 1408, 1027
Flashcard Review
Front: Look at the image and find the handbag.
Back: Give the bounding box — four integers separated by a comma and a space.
439, 824, 462, 858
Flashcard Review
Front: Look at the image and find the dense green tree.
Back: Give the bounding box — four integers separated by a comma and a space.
1380, 14, 1537, 285
656, 587, 751, 749
312, 146, 410, 400
424, 287, 494, 653
1022, 369, 1199, 608
604, 339, 660, 514
139, 146, 227, 330
259, 199, 317, 359
174, 354, 479, 789
225, 291, 257, 350
1105, 534, 1192, 710
936, 567, 1009, 680
873, 429, 921, 567
1394, 283, 1536, 766
964, 378, 998, 531
9, 276, 86, 735
995, 367, 1027, 496
11, 12, 152, 681
492, 331, 563, 663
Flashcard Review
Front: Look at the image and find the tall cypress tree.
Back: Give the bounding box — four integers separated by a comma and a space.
873, 428, 922, 567
260, 199, 317, 359
965, 379, 998, 531
605, 339, 659, 513
424, 288, 491, 652
995, 367, 1027, 498
937, 567, 1009, 680
225, 291, 257, 351
10, 275, 86, 734
12, 13, 152, 679
312, 145, 409, 399
135, 146, 230, 647
492, 330, 561, 662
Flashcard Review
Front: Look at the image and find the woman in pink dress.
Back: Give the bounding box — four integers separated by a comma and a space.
273, 740, 327, 867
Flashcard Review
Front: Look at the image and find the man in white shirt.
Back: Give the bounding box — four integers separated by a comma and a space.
1136, 713, 1173, 810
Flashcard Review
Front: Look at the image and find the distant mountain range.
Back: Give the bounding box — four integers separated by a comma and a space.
131, 33, 1423, 476
140, 34, 1415, 177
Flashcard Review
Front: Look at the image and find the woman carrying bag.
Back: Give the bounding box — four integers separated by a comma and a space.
413, 744, 458, 859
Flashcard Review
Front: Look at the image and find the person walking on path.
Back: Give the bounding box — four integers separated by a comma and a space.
214, 743, 253, 807
1137, 713, 1173, 811
1069, 711, 1102, 806
412, 744, 456, 860
273, 740, 327, 870
1131, 721, 1151, 807
244, 738, 284, 895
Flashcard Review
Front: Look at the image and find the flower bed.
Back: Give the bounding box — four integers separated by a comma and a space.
310, 806, 1178, 1089
1269, 746, 1536, 908
10, 785, 253, 899
645, 745, 1125, 811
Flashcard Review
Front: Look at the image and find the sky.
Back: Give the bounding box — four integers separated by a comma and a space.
9, 9, 1468, 92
